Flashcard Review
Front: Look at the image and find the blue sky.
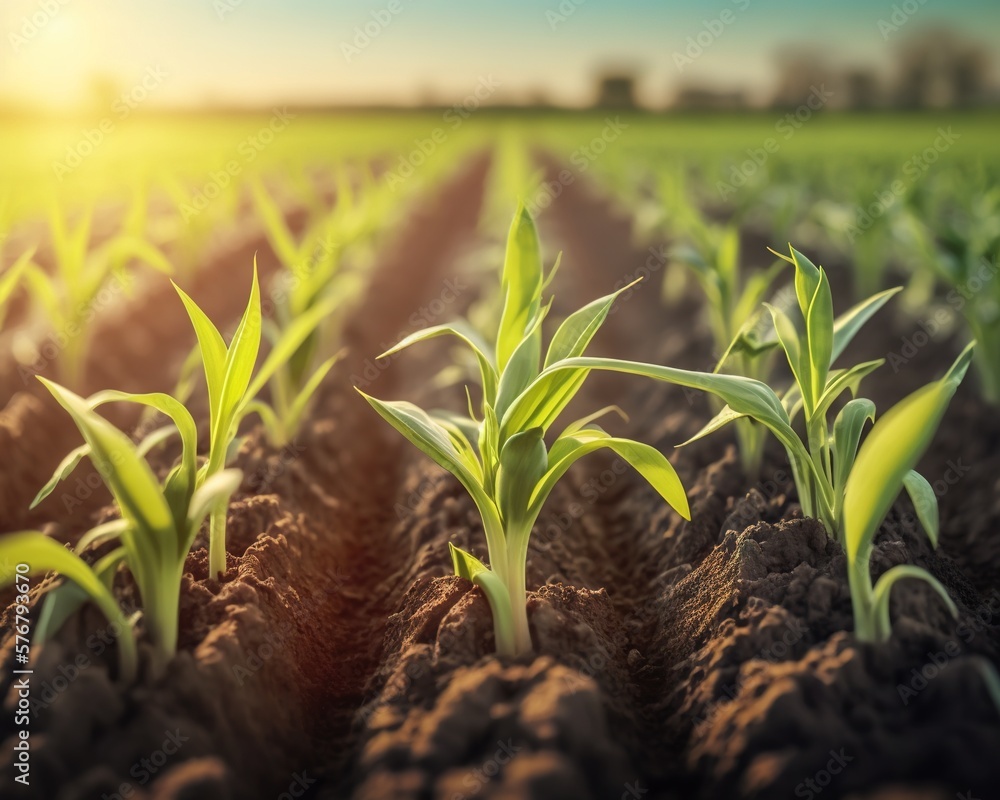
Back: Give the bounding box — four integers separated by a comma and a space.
1, 0, 997, 109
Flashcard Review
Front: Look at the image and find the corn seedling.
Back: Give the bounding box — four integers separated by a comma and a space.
908, 188, 1000, 404
667, 224, 785, 478
360, 205, 690, 657
546, 247, 919, 538
173, 265, 339, 572
528, 247, 972, 641
3, 378, 243, 681
0, 248, 34, 331
251, 173, 373, 408
21, 204, 171, 385
842, 344, 973, 641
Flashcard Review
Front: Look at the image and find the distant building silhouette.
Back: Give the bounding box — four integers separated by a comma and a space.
895, 30, 991, 108
673, 86, 747, 111
595, 74, 637, 109
842, 70, 881, 110
770, 51, 833, 109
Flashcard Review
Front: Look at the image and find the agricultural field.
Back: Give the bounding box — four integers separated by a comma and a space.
1, 105, 999, 800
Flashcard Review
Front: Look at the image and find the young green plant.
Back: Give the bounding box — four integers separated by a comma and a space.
528, 247, 973, 640
4, 379, 242, 681
21, 204, 171, 385
360, 205, 691, 657
172, 265, 339, 572
667, 224, 785, 478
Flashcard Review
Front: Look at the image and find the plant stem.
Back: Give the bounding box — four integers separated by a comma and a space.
506, 524, 534, 656
848, 550, 877, 642
144, 564, 182, 680
208, 506, 227, 579
734, 418, 764, 481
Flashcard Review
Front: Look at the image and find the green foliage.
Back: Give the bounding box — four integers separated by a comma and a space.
667, 222, 785, 477
843, 345, 972, 641
538, 245, 972, 641
360, 205, 690, 656
20, 203, 171, 385
10, 379, 242, 681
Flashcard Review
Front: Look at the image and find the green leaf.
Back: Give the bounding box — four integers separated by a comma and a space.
561, 405, 628, 437
831, 287, 902, 363
766, 301, 813, 411
496, 204, 543, 372
0, 247, 33, 327
377, 321, 498, 405
731, 261, 785, 332
790, 246, 821, 317
448, 542, 515, 656
31, 443, 91, 508
843, 342, 973, 567
36, 544, 126, 643
88, 390, 198, 494
678, 404, 747, 447
814, 360, 884, 419
74, 518, 131, 555
544, 279, 641, 368
173, 281, 228, 432
358, 393, 489, 505
806, 270, 834, 400
40, 379, 175, 553
23, 263, 62, 325
871, 564, 956, 639
494, 307, 547, 419
497, 428, 547, 524
252, 179, 302, 266
529, 429, 690, 520
902, 470, 939, 547
103, 235, 172, 275
285, 352, 341, 431
449, 540, 492, 581
215, 264, 262, 454
0, 531, 136, 682
831, 398, 875, 493
136, 425, 180, 458
433, 413, 485, 482
245, 293, 342, 402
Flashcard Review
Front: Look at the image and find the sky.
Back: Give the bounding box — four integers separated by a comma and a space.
0, 0, 998, 110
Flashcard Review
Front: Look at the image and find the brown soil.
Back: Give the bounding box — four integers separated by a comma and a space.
1, 151, 998, 800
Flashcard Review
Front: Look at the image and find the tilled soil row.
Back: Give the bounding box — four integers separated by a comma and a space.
1, 149, 999, 800
0, 164, 382, 535
0, 152, 491, 799
332, 157, 1000, 800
